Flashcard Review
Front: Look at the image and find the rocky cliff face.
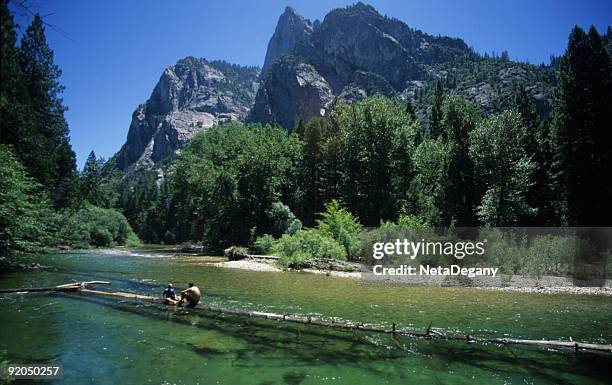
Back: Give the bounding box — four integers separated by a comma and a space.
113, 2, 557, 173
262, 6, 314, 74
113, 57, 259, 171
251, 2, 554, 130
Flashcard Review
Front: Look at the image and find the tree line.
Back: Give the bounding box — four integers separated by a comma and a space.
1, 0, 610, 262
115, 23, 610, 254
1, 2, 138, 259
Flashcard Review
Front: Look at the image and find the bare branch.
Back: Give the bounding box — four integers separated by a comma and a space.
8, 0, 75, 41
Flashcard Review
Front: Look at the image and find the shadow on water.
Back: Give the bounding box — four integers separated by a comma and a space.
411, 338, 612, 385
54, 292, 610, 383
57, 294, 402, 364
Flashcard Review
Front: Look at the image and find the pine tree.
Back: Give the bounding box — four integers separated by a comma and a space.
440, 96, 480, 226
551, 26, 612, 226
429, 80, 444, 138
299, 118, 324, 226
405, 100, 416, 121
80, 151, 105, 207
18, 14, 78, 208
0, 0, 27, 147
513, 83, 555, 225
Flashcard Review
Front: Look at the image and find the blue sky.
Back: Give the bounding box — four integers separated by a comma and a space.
10, 0, 611, 169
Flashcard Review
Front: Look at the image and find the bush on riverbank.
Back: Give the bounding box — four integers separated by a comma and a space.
255, 200, 361, 268
273, 229, 346, 268
54, 205, 141, 248
315, 200, 362, 260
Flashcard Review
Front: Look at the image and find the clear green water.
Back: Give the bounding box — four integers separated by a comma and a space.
0, 250, 610, 385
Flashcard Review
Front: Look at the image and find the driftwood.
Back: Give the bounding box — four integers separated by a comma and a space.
223, 246, 279, 261
0, 281, 110, 293
3, 281, 610, 353
179, 244, 208, 254
67, 286, 612, 354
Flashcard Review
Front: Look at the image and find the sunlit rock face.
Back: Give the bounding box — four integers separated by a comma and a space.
251, 2, 553, 130
262, 6, 314, 75
114, 57, 259, 171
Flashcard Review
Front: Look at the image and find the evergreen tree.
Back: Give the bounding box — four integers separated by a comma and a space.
0, 0, 27, 147
513, 83, 556, 225
428, 80, 444, 138
405, 100, 416, 121
440, 96, 480, 226
80, 150, 114, 207
334, 95, 418, 226
551, 26, 612, 226
18, 14, 78, 208
297, 117, 325, 226
409, 95, 480, 226
470, 110, 535, 226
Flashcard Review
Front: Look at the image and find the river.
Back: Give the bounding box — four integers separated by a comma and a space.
0, 249, 610, 384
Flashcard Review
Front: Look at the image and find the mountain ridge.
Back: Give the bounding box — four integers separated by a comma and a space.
109, 2, 560, 173
250, 2, 555, 129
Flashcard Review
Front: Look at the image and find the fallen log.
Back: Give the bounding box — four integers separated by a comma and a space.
0, 281, 110, 293
223, 246, 279, 261
70, 287, 612, 354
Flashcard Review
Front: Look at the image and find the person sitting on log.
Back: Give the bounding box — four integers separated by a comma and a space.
177, 283, 201, 308
162, 283, 178, 305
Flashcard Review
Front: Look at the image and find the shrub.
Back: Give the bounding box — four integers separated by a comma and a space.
253, 234, 276, 254
359, 214, 431, 261
266, 201, 302, 237
273, 229, 346, 268
56, 205, 140, 248
316, 200, 362, 260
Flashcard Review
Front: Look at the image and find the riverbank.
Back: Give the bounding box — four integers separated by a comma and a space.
52, 248, 612, 295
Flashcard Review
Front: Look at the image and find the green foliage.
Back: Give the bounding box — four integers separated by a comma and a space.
253, 234, 277, 254
315, 200, 362, 260
359, 214, 430, 260
513, 83, 555, 225
551, 26, 612, 225
395, 214, 430, 229
428, 80, 445, 138
470, 110, 535, 226
116, 170, 162, 242
408, 138, 451, 225
169, 122, 301, 248
54, 205, 140, 248
257, 200, 361, 266
266, 201, 302, 237
295, 117, 343, 226
408, 95, 481, 226
0, 145, 52, 258
273, 229, 346, 268
80, 151, 117, 208
1, 12, 78, 208
480, 228, 589, 277
332, 94, 419, 226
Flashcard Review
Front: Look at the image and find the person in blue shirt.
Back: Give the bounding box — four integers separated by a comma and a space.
162, 283, 178, 305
